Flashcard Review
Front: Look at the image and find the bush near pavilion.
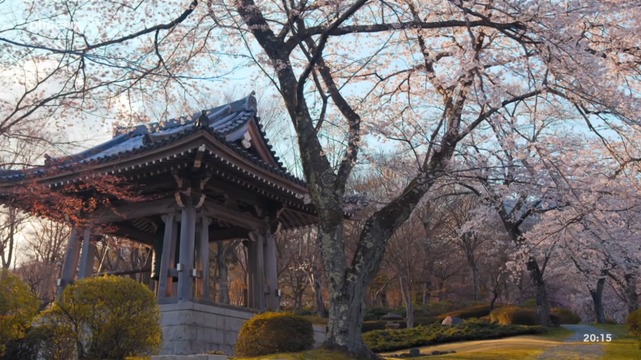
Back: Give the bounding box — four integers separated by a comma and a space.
235, 312, 314, 357
0, 270, 39, 356
40, 275, 162, 360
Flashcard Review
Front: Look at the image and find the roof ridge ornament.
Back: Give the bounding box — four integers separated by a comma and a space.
245, 91, 257, 111
195, 110, 210, 128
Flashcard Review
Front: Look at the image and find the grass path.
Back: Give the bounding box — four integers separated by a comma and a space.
379, 327, 575, 360
536, 325, 615, 360
379, 325, 641, 360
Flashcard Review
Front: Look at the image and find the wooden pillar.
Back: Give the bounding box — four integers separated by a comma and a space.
78, 229, 95, 279
158, 213, 177, 299
196, 216, 211, 300
264, 232, 279, 311
178, 206, 196, 303
58, 228, 81, 297
247, 232, 265, 312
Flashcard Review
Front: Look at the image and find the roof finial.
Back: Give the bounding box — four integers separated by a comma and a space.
245, 91, 258, 110
195, 110, 210, 128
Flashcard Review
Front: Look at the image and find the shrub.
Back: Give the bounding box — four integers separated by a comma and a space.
0, 327, 46, 360
363, 322, 546, 352
523, 299, 537, 308
41, 275, 162, 360
236, 312, 314, 357
490, 307, 539, 325
491, 306, 561, 326
437, 304, 503, 320
0, 270, 39, 356
551, 307, 581, 324
627, 309, 641, 339
362, 321, 388, 333
364, 307, 405, 321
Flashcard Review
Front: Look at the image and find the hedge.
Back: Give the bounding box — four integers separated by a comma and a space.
551, 307, 581, 324
490, 306, 561, 326
436, 304, 505, 321
364, 320, 546, 352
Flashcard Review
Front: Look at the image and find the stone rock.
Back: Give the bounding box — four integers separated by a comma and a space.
449, 350, 457, 353
441, 316, 464, 326
431, 350, 441, 355
409, 348, 420, 356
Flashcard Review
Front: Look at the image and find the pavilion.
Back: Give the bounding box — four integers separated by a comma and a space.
0, 93, 364, 355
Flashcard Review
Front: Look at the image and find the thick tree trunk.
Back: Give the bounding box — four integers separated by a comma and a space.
527, 257, 553, 326
324, 279, 370, 356
625, 273, 639, 314
216, 242, 230, 304
590, 276, 606, 324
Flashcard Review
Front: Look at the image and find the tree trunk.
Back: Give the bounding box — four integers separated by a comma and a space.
380, 291, 388, 307
310, 267, 328, 318
625, 273, 639, 314
590, 276, 606, 324
422, 279, 432, 305
527, 257, 553, 326
438, 281, 445, 302
399, 277, 414, 329
471, 265, 480, 301
216, 242, 230, 304
490, 293, 498, 310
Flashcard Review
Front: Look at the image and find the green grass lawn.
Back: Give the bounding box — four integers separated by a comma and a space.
592, 324, 641, 360
229, 349, 369, 360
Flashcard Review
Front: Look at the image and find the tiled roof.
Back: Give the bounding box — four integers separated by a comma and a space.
0, 94, 305, 186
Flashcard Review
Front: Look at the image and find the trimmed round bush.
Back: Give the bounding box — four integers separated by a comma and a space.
551, 307, 581, 324
235, 312, 314, 357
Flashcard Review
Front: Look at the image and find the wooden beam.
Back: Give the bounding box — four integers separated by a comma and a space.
202, 199, 265, 230
197, 216, 212, 300
158, 214, 176, 299
210, 227, 250, 241
92, 198, 177, 223
178, 206, 196, 303
106, 224, 156, 244
206, 178, 268, 208
58, 229, 81, 297
78, 229, 95, 279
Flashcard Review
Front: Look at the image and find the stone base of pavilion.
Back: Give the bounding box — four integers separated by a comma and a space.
158, 300, 255, 356
156, 299, 327, 356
